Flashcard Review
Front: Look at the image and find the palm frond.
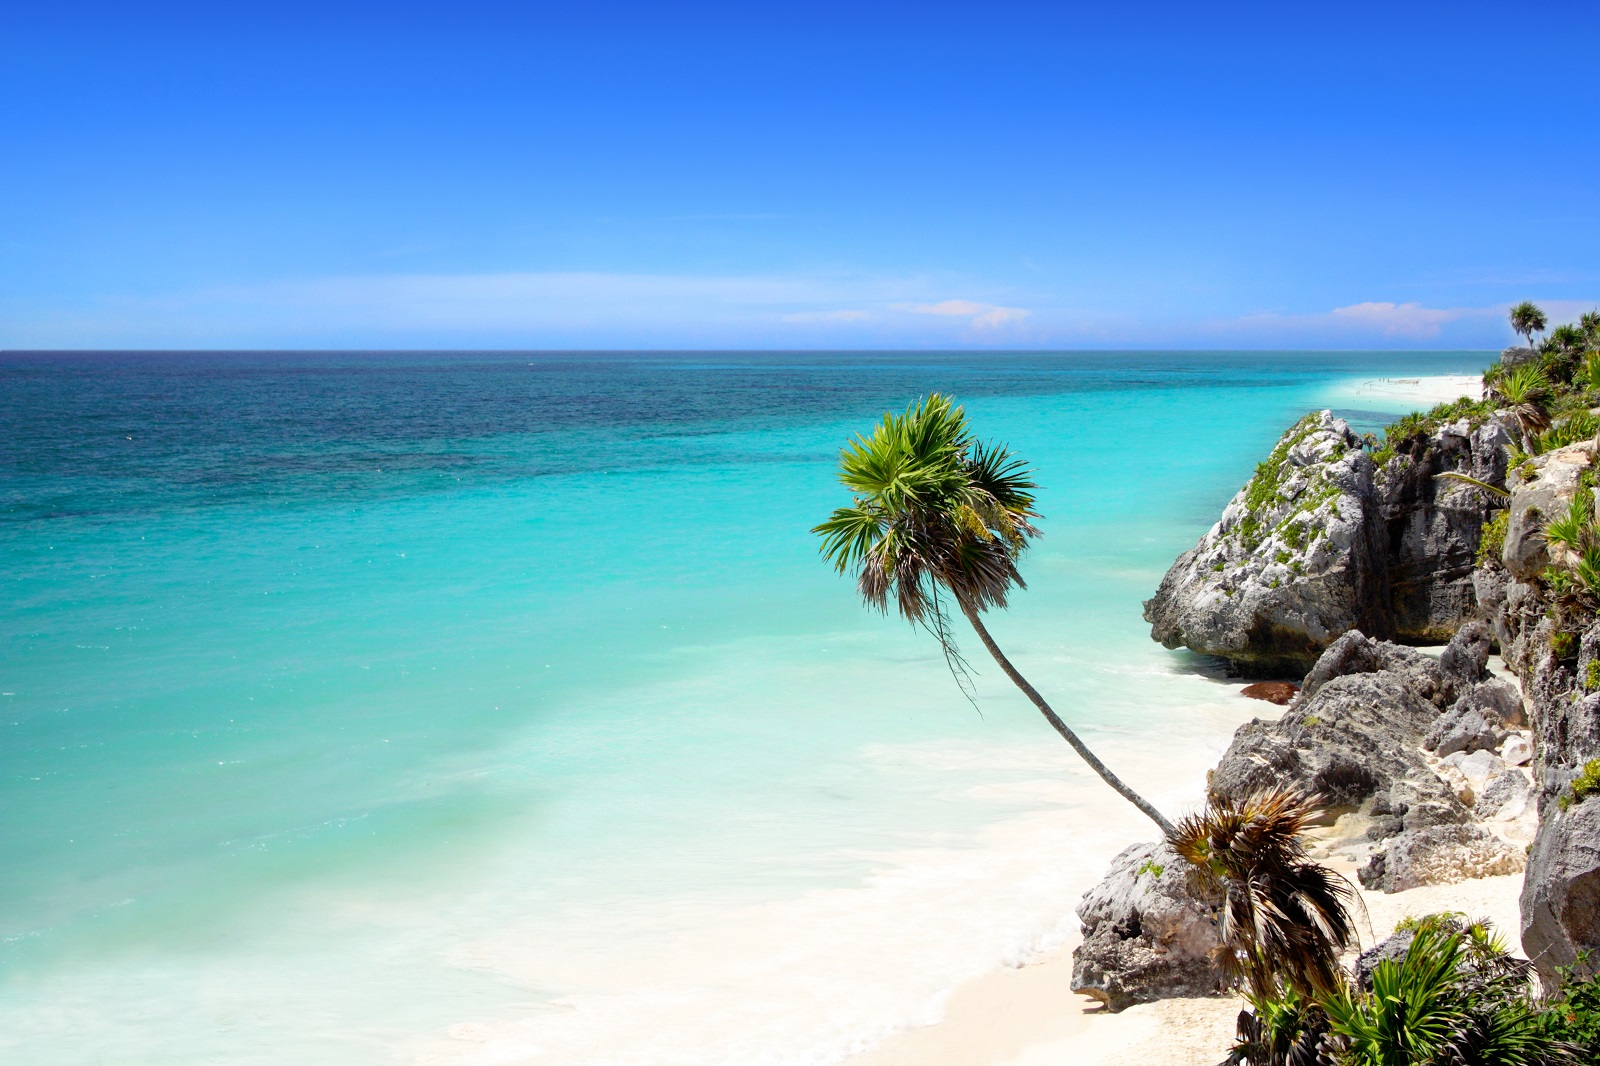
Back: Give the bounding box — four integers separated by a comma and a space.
1171, 786, 1356, 1001
1435, 471, 1511, 499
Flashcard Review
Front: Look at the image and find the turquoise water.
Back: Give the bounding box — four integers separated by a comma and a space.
1, 351, 1483, 1063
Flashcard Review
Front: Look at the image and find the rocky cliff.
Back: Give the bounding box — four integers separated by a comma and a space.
1487, 440, 1600, 983
1080, 377, 1600, 1008
1144, 409, 1510, 675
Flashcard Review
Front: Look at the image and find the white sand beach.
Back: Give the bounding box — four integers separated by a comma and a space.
1324, 374, 1485, 411
848, 872, 1525, 1066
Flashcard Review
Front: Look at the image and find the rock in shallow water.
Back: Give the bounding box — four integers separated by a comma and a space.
1070, 842, 1224, 1013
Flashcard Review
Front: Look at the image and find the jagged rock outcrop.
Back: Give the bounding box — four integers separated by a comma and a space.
1481, 441, 1600, 981
1144, 413, 1388, 675
1380, 420, 1513, 641
1069, 841, 1224, 1012
1502, 442, 1594, 581
1522, 799, 1600, 980
1145, 409, 1509, 674
1208, 631, 1459, 810
1203, 627, 1532, 892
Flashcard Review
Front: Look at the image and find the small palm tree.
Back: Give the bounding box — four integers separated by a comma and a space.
813, 394, 1174, 835
1581, 310, 1600, 346
1510, 301, 1548, 348
1492, 364, 1553, 453
1170, 786, 1355, 1000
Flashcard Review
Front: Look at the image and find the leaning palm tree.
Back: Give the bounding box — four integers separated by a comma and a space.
1492, 363, 1553, 453
1510, 301, 1548, 348
1170, 786, 1356, 1001
812, 394, 1174, 835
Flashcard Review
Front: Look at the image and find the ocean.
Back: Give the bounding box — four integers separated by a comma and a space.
0, 350, 1484, 1064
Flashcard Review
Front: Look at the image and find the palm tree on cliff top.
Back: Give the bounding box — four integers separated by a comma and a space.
813, 394, 1175, 836
1509, 301, 1547, 349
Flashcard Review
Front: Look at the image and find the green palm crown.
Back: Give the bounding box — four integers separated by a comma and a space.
812, 393, 1040, 624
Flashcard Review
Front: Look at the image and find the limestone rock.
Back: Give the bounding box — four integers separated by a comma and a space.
1380, 424, 1512, 642
1146, 412, 1511, 673
1426, 703, 1509, 757
1441, 749, 1506, 793
1502, 442, 1594, 581
1521, 799, 1600, 984
1439, 620, 1493, 692
1144, 412, 1384, 675
1360, 823, 1526, 892
1070, 842, 1224, 1012
1477, 769, 1534, 821
1502, 734, 1532, 766
1209, 633, 1449, 811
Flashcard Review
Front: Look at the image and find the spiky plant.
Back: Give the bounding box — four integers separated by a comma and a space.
1322, 926, 1569, 1066
1493, 364, 1554, 453
1171, 786, 1355, 1000
1223, 987, 1331, 1066
813, 394, 1174, 835
1581, 350, 1600, 393
1543, 494, 1593, 566
1510, 301, 1548, 348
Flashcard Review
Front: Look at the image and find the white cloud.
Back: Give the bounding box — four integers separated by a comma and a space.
1327, 301, 1473, 338
892, 299, 1030, 329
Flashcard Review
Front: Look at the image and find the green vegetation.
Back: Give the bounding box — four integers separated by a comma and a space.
1552, 631, 1578, 660
1540, 409, 1600, 452
1558, 758, 1600, 811
1226, 917, 1587, 1065
1371, 396, 1495, 467
1322, 927, 1552, 1065
1477, 510, 1508, 567
1232, 414, 1346, 553
813, 394, 1175, 835
1586, 659, 1600, 692
1541, 955, 1600, 1056
1511, 300, 1549, 348
1135, 858, 1164, 879
1496, 364, 1555, 454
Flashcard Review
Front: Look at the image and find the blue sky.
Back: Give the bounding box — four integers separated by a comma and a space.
3, 1, 1597, 349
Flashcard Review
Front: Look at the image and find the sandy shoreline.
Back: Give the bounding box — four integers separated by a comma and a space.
1329, 373, 1484, 410
847, 872, 1525, 1066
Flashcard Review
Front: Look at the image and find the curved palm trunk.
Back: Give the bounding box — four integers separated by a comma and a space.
959, 600, 1176, 837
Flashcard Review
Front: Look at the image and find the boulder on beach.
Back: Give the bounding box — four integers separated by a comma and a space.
1070, 842, 1224, 1013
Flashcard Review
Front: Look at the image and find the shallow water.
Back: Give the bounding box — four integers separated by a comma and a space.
0, 351, 1484, 1063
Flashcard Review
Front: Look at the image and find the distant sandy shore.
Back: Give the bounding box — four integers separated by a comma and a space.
847, 872, 1524, 1066
1328, 373, 1485, 411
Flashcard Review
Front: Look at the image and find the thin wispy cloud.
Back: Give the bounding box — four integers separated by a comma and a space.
3, 271, 1585, 349
893, 300, 1030, 330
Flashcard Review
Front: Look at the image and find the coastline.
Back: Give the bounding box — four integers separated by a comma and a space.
846, 370, 1502, 1066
